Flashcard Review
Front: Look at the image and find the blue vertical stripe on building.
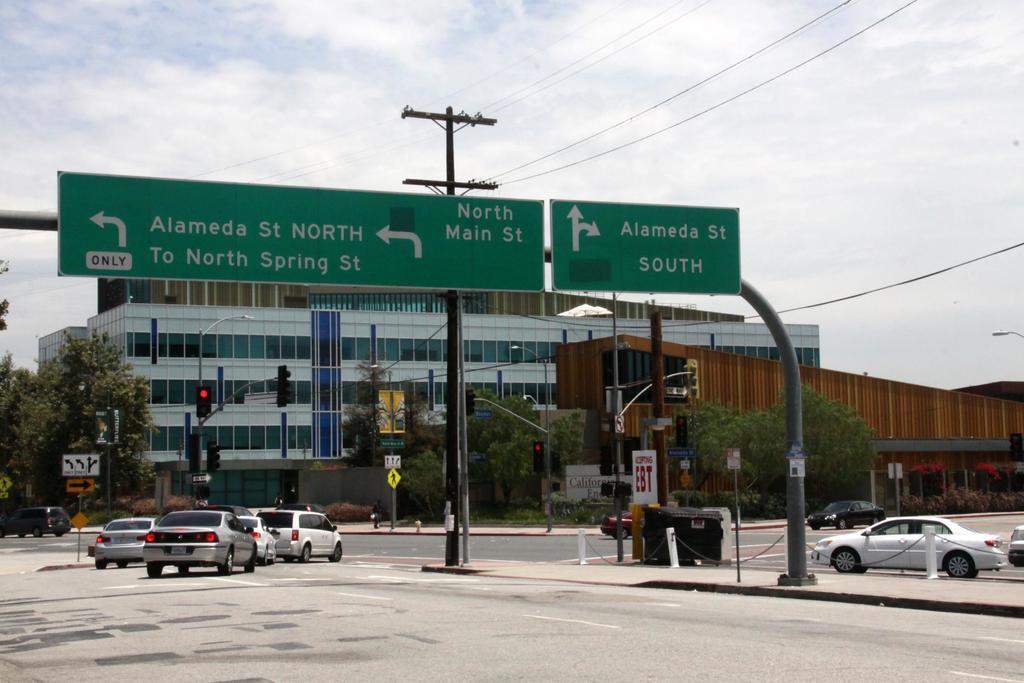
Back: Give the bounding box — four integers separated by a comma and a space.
428, 369, 434, 411
150, 318, 158, 364
497, 370, 503, 397
281, 412, 288, 459
370, 323, 377, 365
710, 333, 715, 350
562, 329, 568, 345
217, 366, 224, 405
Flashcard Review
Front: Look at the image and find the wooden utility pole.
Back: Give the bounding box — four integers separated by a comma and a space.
651, 311, 668, 505
401, 105, 496, 567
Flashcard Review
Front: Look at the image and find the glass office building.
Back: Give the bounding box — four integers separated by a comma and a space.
40, 289, 820, 503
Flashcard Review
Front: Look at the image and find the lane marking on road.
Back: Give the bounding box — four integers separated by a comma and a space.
206, 577, 266, 587
647, 603, 681, 608
103, 583, 207, 589
269, 577, 333, 582
365, 574, 479, 583
950, 672, 1023, 682
524, 614, 620, 629
977, 637, 1024, 645
336, 592, 393, 601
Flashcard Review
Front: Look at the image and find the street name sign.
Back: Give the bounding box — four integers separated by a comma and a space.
550, 199, 740, 294
191, 473, 212, 484
380, 438, 405, 449
59, 172, 544, 291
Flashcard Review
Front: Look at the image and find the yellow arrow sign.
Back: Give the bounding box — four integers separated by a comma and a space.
387, 468, 401, 489
66, 478, 95, 494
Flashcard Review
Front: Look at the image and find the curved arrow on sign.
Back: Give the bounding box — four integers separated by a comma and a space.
376, 225, 423, 259
90, 211, 127, 248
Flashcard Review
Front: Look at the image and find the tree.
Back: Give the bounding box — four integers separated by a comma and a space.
0, 259, 8, 331
401, 450, 443, 518
467, 392, 539, 504
13, 333, 155, 505
549, 411, 584, 471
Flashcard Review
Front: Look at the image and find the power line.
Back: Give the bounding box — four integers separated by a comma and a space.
489, 0, 855, 181
500, 0, 920, 186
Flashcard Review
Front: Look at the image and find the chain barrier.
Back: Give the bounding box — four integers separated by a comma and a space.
740, 533, 786, 563
673, 536, 725, 564
934, 535, 1007, 557
583, 533, 629, 566
829, 535, 924, 568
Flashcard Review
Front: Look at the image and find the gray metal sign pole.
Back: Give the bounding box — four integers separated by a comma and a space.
740, 280, 816, 586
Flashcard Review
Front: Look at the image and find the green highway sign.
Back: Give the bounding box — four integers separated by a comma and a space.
550, 199, 740, 294
58, 172, 544, 291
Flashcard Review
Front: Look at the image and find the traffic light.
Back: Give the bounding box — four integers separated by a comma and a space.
1011, 432, 1023, 461
188, 432, 201, 473
466, 389, 476, 415
675, 414, 689, 448
207, 441, 222, 473
276, 365, 292, 407
196, 385, 213, 418
532, 440, 545, 473
685, 358, 699, 401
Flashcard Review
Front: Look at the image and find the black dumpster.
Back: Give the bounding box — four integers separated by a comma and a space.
643, 507, 724, 565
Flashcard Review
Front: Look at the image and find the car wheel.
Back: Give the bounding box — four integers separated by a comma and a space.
944, 551, 977, 579
831, 547, 862, 573
177, 565, 190, 575
54, 532, 64, 537
0, 527, 5, 538
300, 544, 312, 563
329, 542, 343, 563
95, 559, 108, 570
837, 519, 849, 530
808, 523, 820, 531
146, 563, 163, 578
32, 527, 42, 538
244, 547, 256, 573
218, 547, 235, 575
17, 533, 25, 538
116, 560, 128, 569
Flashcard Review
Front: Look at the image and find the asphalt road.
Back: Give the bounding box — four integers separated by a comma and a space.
1, 555, 1022, 681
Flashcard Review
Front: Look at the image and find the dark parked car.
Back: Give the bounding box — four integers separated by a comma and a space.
276, 503, 327, 514
0, 506, 71, 538
806, 500, 884, 530
198, 503, 254, 517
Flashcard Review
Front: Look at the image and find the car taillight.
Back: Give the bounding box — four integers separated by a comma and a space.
96, 535, 108, 544
985, 539, 1001, 547
136, 535, 148, 541
291, 529, 299, 542
204, 532, 218, 543
251, 531, 261, 539
145, 532, 156, 543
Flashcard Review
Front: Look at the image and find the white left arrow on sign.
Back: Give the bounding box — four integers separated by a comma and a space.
91, 211, 127, 247
376, 225, 423, 258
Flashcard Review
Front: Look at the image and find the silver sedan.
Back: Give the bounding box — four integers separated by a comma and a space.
239, 515, 278, 565
143, 510, 257, 577
95, 517, 156, 570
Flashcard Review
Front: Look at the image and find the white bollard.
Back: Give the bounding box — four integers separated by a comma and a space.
578, 528, 588, 565
667, 527, 679, 568
925, 527, 938, 579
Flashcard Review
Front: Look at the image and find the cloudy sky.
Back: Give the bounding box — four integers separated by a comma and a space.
1, 0, 1022, 390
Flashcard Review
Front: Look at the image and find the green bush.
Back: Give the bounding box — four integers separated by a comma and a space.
669, 490, 787, 519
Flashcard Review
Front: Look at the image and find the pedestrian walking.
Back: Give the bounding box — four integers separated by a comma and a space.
372, 500, 382, 529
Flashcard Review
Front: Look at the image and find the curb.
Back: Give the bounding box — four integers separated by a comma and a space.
421, 565, 1024, 619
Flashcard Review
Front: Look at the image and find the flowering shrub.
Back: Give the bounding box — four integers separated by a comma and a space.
911, 463, 945, 474
160, 495, 193, 514
901, 489, 1024, 515
975, 462, 1001, 480
327, 502, 374, 523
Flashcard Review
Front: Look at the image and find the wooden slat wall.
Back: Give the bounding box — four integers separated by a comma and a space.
556, 335, 1024, 440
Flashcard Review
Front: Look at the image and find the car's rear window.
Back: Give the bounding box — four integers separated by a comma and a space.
106, 520, 151, 531
158, 512, 223, 527
258, 511, 295, 528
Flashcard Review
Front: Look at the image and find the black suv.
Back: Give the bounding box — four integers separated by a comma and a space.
0, 507, 71, 538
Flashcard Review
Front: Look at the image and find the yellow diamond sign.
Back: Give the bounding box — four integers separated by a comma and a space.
71, 512, 89, 529
387, 468, 401, 489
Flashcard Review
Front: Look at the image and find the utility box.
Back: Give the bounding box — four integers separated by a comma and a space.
643, 507, 725, 565
702, 506, 733, 566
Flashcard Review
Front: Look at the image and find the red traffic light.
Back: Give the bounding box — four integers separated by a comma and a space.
533, 441, 543, 454
196, 385, 213, 418
198, 387, 211, 400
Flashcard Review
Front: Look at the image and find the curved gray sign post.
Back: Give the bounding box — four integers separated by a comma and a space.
741, 280, 817, 586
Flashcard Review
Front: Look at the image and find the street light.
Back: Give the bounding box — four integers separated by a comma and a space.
512, 345, 552, 533
992, 330, 1024, 340
193, 314, 253, 490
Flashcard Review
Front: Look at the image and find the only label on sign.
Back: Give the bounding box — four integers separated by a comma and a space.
59, 173, 544, 292
631, 449, 657, 505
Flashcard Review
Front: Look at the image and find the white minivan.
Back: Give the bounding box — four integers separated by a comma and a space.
257, 510, 343, 563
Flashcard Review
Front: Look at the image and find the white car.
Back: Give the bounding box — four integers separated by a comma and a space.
240, 515, 278, 566
811, 516, 1006, 579
257, 510, 343, 563
1010, 525, 1024, 567
95, 517, 156, 569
